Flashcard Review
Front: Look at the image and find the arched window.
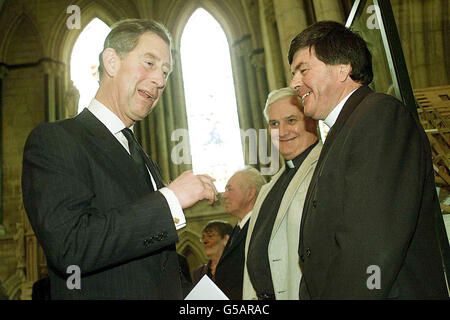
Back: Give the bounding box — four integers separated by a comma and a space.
180, 8, 245, 192
70, 18, 110, 113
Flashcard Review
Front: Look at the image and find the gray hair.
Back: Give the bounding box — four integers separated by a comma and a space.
233, 167, 266, 194
98, 19, 173, 81
263, 87, 300, 122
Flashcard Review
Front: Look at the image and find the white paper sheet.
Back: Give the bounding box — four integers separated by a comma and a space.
185, 275, 229, 300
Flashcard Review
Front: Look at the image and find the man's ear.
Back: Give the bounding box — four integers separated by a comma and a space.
338, 64, 352, 82
247, 186, 257, 202
102, 48, 120, 78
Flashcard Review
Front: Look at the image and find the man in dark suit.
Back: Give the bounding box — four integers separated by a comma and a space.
289, 21, 449, 299
21, 19, 217, 299
215, 168, 266, 299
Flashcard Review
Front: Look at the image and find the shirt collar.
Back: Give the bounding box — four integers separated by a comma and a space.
239, 211, 252, 229
324, 88, 358, 128
87, 99, 133, 134
284, 140, 318, 169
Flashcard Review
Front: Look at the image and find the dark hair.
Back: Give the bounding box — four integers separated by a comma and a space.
202, 220, 233, 238
98, 19, 172, 81
288, 21, 373, 86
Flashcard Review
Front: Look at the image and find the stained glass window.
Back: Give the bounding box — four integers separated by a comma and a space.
70, 18, 110, 113
180, 8, 245, 192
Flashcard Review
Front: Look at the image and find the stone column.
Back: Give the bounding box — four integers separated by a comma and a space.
63, 81, 80, 119
313, 0, 345, 22
272, 0, 309, 82
54, 63, 65, 120
250, 49, 269, 115
40, 59, 65, 122
0, 64, 7, 236
258, 0, 286, 90
231, 36, 252, 132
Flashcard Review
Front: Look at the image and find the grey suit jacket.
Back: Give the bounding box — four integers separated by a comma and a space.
22, 109, 182, 299
243, 142, 322, 300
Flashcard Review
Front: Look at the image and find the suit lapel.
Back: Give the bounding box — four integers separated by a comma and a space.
317, 86, 373, 165
75, 109, 150, 195
249, 165, 285, 235
300, 86, 374, 237
271, 142, 322, 238
220, 222, 249, 262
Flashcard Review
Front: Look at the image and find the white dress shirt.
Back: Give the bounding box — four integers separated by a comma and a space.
239, 211, 252, 229
324, 88, 358, 128
87, 99, 186, 230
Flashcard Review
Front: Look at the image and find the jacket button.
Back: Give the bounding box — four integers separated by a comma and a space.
143, 239, 153, 247
312, 200, 317, 208
300, 254, 305, 262
306, 248, 311, 257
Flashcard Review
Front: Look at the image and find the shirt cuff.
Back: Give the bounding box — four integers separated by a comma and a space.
159, 187, 186, 230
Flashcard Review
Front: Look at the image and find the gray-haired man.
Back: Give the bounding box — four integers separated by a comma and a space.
22, 19, 217, 299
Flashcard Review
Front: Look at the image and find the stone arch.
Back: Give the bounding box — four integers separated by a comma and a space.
1, 272, 24, 300
0, 11, 43, 63
177, 229, 207, 277
47, 0, 136, 86
162, 0, 250, 51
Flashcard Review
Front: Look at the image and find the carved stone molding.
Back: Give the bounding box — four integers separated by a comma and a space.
250, 48, 265, 69
232, 35, 252, 57
39, 58, 65, 76
262, 0, 276, 24
0, 63, 8, 79
63, 81, 80, 118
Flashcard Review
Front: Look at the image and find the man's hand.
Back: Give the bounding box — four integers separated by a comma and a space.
167, 170, 218, 209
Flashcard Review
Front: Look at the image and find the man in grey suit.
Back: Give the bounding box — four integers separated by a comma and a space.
21, 19, 217, 299
243, 88, 322, 300
289, 21, 448, 299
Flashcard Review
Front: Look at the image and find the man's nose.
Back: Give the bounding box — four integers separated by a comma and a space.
150, 69, 165, 88
279, 123, 288, 137
290, 74, 303, 92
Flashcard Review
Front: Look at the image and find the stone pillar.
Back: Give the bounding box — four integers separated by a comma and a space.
250, 49, 269, 114
63, 81, 80, 119
313, 0, 345, 22
0, 64, 7, 236
54, 64, 65, 120
258, 0, 286, 90
231, 36, 252, 132
272, 0, 309, 82
40, 59, 65, 122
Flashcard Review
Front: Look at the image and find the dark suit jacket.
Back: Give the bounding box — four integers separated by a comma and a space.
215, 221, 249, 300
299, 86, 449, 299
22, 109, 182, 299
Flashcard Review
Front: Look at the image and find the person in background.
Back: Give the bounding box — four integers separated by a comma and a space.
243, 87, 322, 300
192, 221, 232, 285
215, 167, 266, 299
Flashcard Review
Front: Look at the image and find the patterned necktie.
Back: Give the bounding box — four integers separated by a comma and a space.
121, 128, 154, 191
